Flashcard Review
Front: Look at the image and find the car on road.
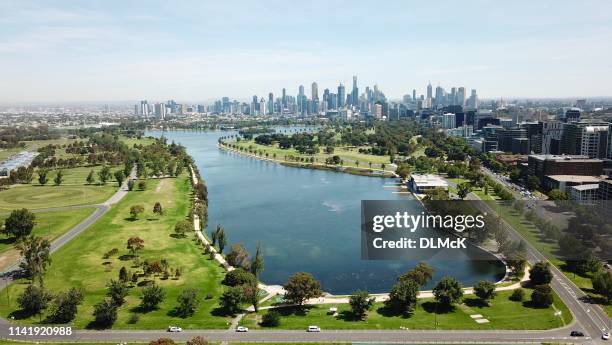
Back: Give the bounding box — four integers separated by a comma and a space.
307, 325, 321, 332
603, 331, 610, 340
236, 326, 249, 332
570, 331, 585, 337
167, 326, 182, 332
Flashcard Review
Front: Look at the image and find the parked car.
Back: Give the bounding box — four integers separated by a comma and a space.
603, 331, 610, 340
570, 331, 584, 337
307, 325, 321, 332
236, 326, 249, 332
168, 326, 182, 332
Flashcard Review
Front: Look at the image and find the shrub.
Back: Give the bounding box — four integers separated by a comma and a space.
261, 310, 281, 327
509, 288, 525, 301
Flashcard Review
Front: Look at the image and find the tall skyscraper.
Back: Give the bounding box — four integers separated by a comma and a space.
338, 83, 346, 108
450, 87, 457, 106
457, 87, 466, 107
282, 88, 287, 109
351, 75, 359, 107
311, 82, 318, 100
412, 89, 416, 103
268, 92, 274, 115
426, 82, 433, 100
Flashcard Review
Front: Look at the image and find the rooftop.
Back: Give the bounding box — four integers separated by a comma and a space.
546, 175, 603, 183
410, 174, 449, 187
569, 184, 599, 191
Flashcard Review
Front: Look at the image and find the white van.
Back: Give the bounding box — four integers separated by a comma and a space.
307, 325, 321, 332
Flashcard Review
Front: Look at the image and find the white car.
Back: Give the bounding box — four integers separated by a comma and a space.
236, 326, 249, 332
603, 331, 610, 340
307, 325, 321, 332
167, 326, 182, 332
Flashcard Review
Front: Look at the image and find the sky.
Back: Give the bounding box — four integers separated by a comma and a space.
1, 0, 612, 103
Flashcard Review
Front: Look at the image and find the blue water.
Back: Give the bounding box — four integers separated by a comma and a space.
148, 129, 505, 294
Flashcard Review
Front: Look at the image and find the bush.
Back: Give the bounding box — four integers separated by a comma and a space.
93, 299, 117, 328
222, 268, 257, 287
261, 310, 281, 327
140, 283, 165, 310
531, 284, 553, 307
509, 288, 525, 302
49, 288, 84, 323
128, 313, 140, 324
17, 284, 51, 315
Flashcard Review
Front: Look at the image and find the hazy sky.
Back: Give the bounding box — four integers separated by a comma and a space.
1, 0, 612, 103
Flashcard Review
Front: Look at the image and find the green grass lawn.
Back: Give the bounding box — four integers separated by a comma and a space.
0, 176, 230, 329
0, 184, 116, 211
121, 136, 157, 148
43, 166, 125, 186
241, 289, 571, 330
0, 208, 95, 253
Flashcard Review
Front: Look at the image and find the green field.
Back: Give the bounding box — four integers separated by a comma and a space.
121, 136, 157, 148
0, 176, 230, 329
0, 208, 95, 253
42, 166, 125, 186
0, 139, 78, 162
0, 184, 116, 211
241, 289, 571, 330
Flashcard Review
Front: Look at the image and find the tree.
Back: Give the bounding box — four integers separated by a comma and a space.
548, 189, 569, 201
98, 166, 111, 185
530, 284, 553, 307
433, 277, 464, 307
220, 286, 243, 314
175, 288, 200, 317
149, 338, 176, 345
526, 175, 540, 191
127, 179, 135, 191
242, 278, 260, 312
127, 237, 144, 256
349, 290, 375, 320
226, 243, 250, 269
93, 299, 117, 327
283, 272, 322, 306
529, 262, 553, 285
185, 336, 208, 345
138, 180, 147, 190
222, 268, 257, 287
473, 281, 496, 305
86, 170, 95, 185
17, 284, 51, 316
153, 202, 163, 216
106, 280, 129, 306
385, 278, 419, 315
49, 288, 84, 323
457, 182, 471, 200
130, 204, 145, 219
509, 288, 525, 302
396, 163, 411, 180
174, 219, 192, 237
119, 266, 129, 283
4, 208, 36, 239
114, 170, 125, 186
140, 283, 165, 310
399, 262, 434, 287
250, 242, 264, 278
592, 271, 612, 303
217, 227, 227, 253
53, 169, 64, 186
17, 236, 51, 286
261, 310, 281, 327
38, 169, 49, 185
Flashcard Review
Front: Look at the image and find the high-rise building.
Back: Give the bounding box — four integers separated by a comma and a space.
467, 89, 479, 109
426, 82, 432, 100
450, 87, 457, 106
338, 83, 346, 108
457, 87, 466, 107
154, 103, 166, 120
442, 113, 456, 129
541, 121, 564, 154
412, 89, 416, 102
268, 92, 274, 115
351, 76, 358, 107
311, 82, 318, 100
562, 121, 609, 158
608, 123, 612, 159
282, 88, 287, 109
140, 100, 149, 118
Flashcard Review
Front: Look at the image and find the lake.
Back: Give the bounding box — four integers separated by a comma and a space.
148, 129, 505, 294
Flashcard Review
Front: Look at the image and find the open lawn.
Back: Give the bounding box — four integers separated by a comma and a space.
241, 289, 571, 330
0, 176, 230, 329
42, 166, 125, 186
121, 136, 157, 148
0, 184, 116, 211
0, 139, 80, 162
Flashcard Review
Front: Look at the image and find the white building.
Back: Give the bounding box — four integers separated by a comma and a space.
569, 184, 600, 203
442, 113, 456, 129
408, 174, 449, 193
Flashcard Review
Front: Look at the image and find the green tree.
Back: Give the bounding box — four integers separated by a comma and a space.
250, 242, 264, 278
530, 284, 553, 307
37, 169, 49, 185
473, 281, 496, 305
86, 169, 95, 185
127, 179, 135, 191
221, 268, 257, 287
17, 284, 52, 316
399, 262, 434, 287
385, 278, 419, 315
282, 272, 322, 306
220, 286, 243, 314
547, 189, 569, 201
592, 271, 612, 303
98, 166, 111, 185
396, 163, 411, 179
53, 169, 64, 186
217, 227, 227, 253
17, 235, 51, 286
119, 266, 129, 283
49, 287, 84, 323
526, 175, 540, 191
175, 288, 200, 317
127, 236, 144, 256
93, 299, 117, 328
509, 288, 525, 302
106, 280, 129, 306
226, 243, 250, 269
140, 283, 165, 310
4, 208, 36, 239
153, 202, 163, 216
129, 204, 145, 219
433, 277, 464, 307
529, 262, 553, 285
114, 170, 125, 186
457, 182, 471, 199
349, 290, 376, 320
261, 310, 281, 327
174, 219, 193, 237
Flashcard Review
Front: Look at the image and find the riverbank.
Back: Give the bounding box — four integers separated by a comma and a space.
218, 140, 396, 178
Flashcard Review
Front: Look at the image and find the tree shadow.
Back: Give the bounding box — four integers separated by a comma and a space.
123, 217, 138, 222
169, 234, 185, 239
8, 309, 35, 320
463, 298, 490, 308
336, 310, 363, 322
421, 301, 455, 314
0, 237, 17, 246
521, 300, 548, 309
85, 320, 113, 330
211, 306, 240, 317
118, 254, 134, 261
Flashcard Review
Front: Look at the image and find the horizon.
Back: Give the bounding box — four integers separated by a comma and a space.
1, 1, 612, 103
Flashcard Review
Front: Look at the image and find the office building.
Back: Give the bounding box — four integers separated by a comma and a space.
528, 154, 603, 183
442, 113, 456, 129
568, 184, 600, 202
337, 83, 346, 108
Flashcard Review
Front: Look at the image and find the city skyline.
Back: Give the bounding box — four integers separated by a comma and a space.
1, 1, 612, 103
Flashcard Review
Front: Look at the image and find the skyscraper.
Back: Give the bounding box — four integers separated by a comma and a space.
338, 83, 346, 108
282, 88, 287, 109
457, 87, 466, 107
412, 89, 416, 103
311, 82, 318, 100
450, 87, 457, 106
426, 82, 432, 100
351, 76, 359, 107
268, 92, 274, 115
